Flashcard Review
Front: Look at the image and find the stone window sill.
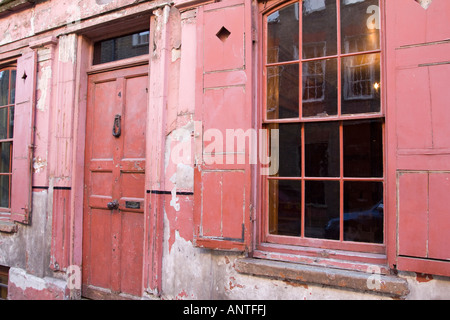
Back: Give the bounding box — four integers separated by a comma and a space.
235, 258, 409, 298
0, 221, 18, 233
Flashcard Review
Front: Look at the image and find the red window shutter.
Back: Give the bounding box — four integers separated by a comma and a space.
193, 3, 252, 251
386, 0, 450, 277
10, 51, 37, 224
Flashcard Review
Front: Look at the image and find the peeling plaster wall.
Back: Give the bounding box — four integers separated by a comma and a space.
0, 0, 80, 297
160, 217, 450, 300
7, 267, 68, 300
0, 0, 155, 46
161, 240, 389, 300
0, 191, 52, 278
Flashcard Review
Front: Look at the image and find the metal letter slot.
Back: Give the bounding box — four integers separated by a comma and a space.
112, 114, 121, 138
125, 201, 141, 209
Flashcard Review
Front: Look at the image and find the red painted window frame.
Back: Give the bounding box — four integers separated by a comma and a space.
254, 0, 387, 265
0, 66, 16, 214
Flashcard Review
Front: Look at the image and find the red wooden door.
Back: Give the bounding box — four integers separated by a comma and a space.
82, 65, 148, 299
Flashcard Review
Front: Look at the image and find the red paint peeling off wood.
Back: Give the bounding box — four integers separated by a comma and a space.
165, 194, 194, 253
416, 273, 433, 283
50, 189, 71, 271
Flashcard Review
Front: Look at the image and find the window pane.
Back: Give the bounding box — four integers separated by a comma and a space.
302, 0, 337, 58
344, 119, 383, 177
305, 121, 340, 177
302, 58, 338, 117
344, 181, 383, 243
0, 175, 10, 208
0, 272, 7, 300
268, 123, 301, 177
267, 64, 299, 119
0, 70, 10, 107
10, 70, 16, 105
268, 179, 302, 236
93, 31, 150, 65
306, 180, 340, 240
0, 108, 7, 140
267, 3, 299, 64
341, 0, 380, 54
9, 106, 13, 139
0, 142, 11, 173
341, 53, 380, 114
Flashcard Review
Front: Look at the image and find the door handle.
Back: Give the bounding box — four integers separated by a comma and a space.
112, 114, 121, 138
107, 200, 119, 210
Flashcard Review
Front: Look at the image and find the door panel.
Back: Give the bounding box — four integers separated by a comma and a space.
123, 76, 148, 159
120, 211, 145, 296
89, 208, 113, 289
91, 80, 117, 160
83, 65, 148, 299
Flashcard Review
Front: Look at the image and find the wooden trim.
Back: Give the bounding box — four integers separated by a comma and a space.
29, 36, 58, 49
396, 256, 450, 278
195, 238, 246, 251
174, 0, 215, 12
87, 55, 150, 75
253, 245, 387, 267
82, 285, 141, 301
262, 235, 385, 254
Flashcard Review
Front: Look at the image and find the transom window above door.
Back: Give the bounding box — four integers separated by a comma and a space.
262, 0, 384, 252
93, 30, 150, 65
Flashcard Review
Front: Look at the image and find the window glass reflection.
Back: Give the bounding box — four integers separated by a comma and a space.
0, 175, 9, 208
343, 181, 383, 243
269, 179, 302, 236
342, 53, 380, 114
305, 180, 340, 240
341, 0, 380, 54
344, 119, 383, 178
268, 123, 302, 177
0, 108, 7, 140
302, 0, 337, 58
302, 58, 337, 117
267, 3, 299, 64
93, 31, 150, 65
267, 64, 299, 119
0, 70, 10, 107
305, 121, 340, 177
10, 70, 16, 105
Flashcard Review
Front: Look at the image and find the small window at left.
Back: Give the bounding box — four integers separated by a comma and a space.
0, 265, 9, 300
0, 67, 16, 209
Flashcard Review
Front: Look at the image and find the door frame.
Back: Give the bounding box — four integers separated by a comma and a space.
69, 11, 168, 299
82, 64, 149, 300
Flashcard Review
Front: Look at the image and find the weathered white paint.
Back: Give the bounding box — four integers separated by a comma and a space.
58, 34, 77, 64
33, 157, 47, 173
36, 65, 51, 112
9, 267, 47, 291
169, 174, 180, 212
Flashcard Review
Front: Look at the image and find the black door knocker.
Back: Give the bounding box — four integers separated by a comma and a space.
112, 114, 121, 138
